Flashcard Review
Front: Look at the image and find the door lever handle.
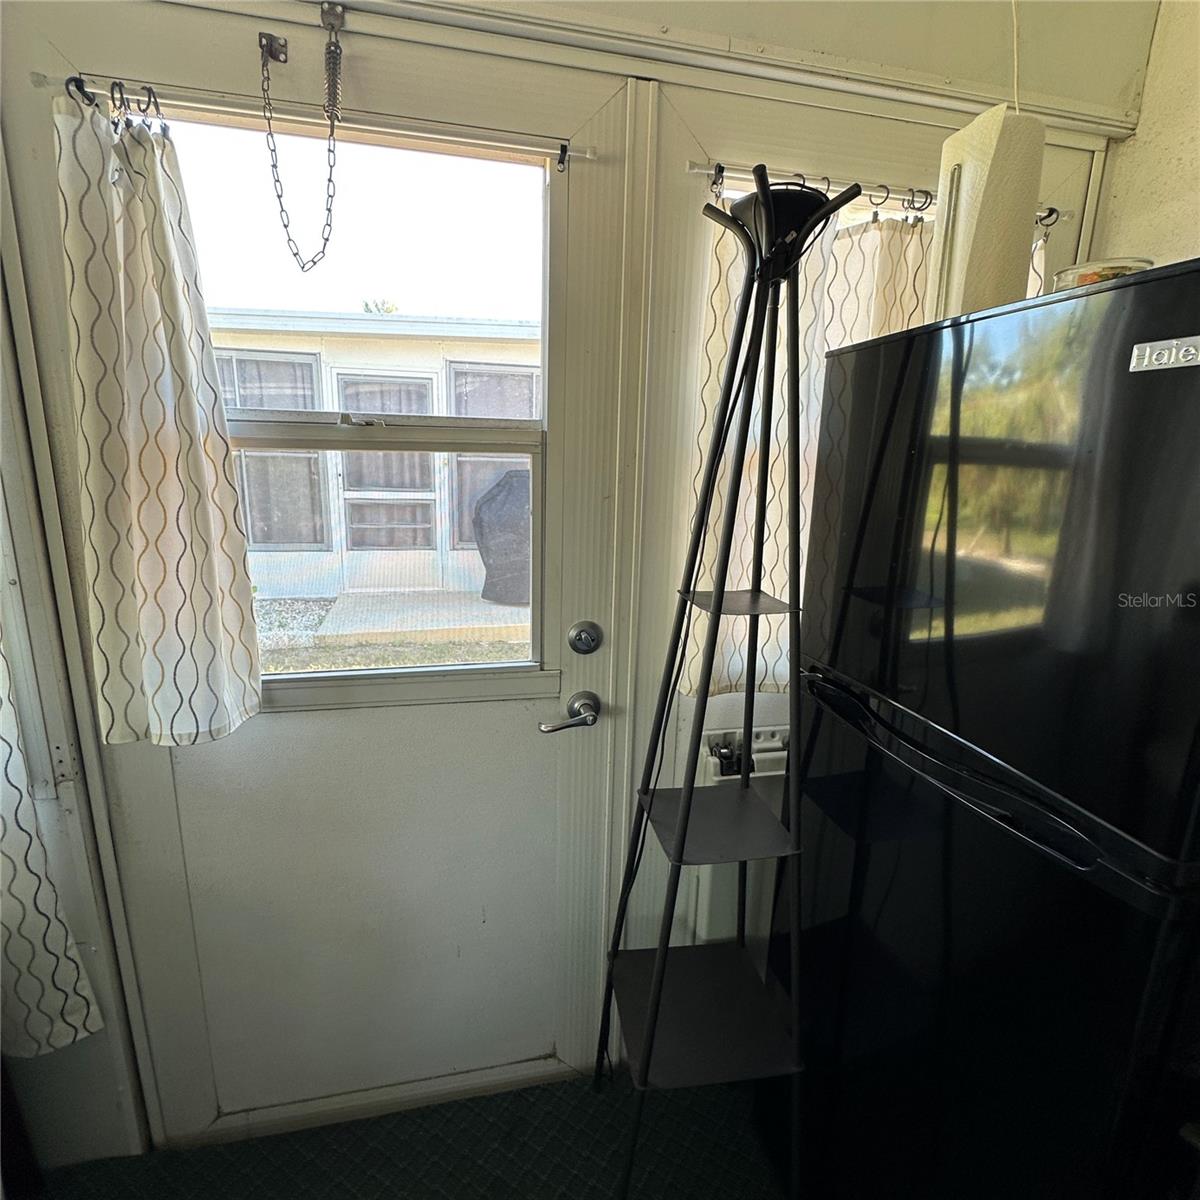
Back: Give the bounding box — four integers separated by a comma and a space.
539, 691, 602, 733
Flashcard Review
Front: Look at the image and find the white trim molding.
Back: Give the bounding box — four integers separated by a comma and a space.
261, 663, 559, 710
164, 0, 1137, 142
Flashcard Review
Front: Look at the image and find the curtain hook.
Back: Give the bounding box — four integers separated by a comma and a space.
710, 162, 725, 200
110, 80, 132, 130
818, 175, 831, 196
793, 172, 807, 189
137, 85, 163, 119
914, 188, 933, 212
65, 76, 97, 106
868, 183, 890, 207
902, 186, 916, 211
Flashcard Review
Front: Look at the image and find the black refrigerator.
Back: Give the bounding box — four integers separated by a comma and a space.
765, 259, 1200, 1199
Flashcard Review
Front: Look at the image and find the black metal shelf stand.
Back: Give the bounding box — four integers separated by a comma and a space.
593, 165, 861, 1198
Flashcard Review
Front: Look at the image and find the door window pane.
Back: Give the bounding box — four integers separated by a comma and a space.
175, 120, 544, 676
242, 451, 533, 674
346, 500, 435, 550
338, 375, 434, 492
451, 367, 539, 419
238, 451, 327, 548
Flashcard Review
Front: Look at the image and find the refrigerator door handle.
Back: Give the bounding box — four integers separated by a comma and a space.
807, 676, 1102, 873
949, 791, 1099, 873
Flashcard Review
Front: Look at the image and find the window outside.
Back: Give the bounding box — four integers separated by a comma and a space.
175, 120, 545, 676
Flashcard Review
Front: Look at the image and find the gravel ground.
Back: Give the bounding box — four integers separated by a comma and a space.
261, 640, 530, 674
253, 598, 335, 651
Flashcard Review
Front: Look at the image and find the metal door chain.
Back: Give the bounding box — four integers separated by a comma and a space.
259, 3, 345, 272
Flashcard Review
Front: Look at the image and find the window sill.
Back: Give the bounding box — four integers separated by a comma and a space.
260, 663, 559, 712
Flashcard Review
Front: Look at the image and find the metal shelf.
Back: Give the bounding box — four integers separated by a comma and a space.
682, 588, 794, 616
613, 942, 801, 1090
640, 777, 797, 865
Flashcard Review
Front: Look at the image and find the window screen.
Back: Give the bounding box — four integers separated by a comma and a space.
450, 367, 539, 419
238, 452, 327, 548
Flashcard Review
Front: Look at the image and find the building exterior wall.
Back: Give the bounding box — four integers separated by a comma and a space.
211, 325, 540, 599
212, 329, 539, 380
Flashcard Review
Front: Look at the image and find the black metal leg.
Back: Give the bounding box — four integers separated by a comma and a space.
595, 799, 651, 1088
616, 860, 685, 1200
785, 264, 805, 1195
736, 860, 748, 946
632, 861, 686, 1089
790, 1069, 803, 1200
787, 853, 804, 1196
618, 1088, 648, 1200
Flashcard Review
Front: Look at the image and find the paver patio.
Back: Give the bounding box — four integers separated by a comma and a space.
314, 590, 530, 645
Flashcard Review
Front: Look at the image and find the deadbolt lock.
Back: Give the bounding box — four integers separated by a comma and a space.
567, 620, 604, 655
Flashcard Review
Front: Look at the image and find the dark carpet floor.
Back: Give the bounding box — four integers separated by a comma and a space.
41, 1075, 787, 1200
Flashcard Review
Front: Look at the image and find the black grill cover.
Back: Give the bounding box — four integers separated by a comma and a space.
473, 469, 531, 605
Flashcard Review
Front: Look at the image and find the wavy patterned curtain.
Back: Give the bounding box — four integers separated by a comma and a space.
1, 617, 103, 1056
52, 97, 260, 745
683, 214, 935, 696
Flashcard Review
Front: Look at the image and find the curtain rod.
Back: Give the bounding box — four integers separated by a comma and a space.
687, 159, 1062, 226
687, 159, 933, 210
37, 71, 592, 163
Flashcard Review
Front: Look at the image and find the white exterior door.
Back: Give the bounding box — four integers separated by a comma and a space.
2, 1, 643, 1146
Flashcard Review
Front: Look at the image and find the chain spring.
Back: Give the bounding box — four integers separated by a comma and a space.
260, 19, 342, 272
